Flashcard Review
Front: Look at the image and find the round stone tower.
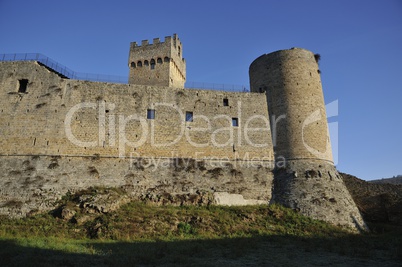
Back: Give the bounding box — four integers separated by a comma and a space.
250, 48, 332, 163
249, 48, 367, 232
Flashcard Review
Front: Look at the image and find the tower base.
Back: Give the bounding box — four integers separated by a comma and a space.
270, 160, 368, 232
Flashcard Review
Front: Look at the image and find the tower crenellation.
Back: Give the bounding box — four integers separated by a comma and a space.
128, 34, 186, 88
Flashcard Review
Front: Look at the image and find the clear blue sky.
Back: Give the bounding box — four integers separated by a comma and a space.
0, 0, 401, 181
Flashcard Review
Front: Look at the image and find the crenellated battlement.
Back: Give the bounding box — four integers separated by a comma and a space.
130, 34, 182, 50
128, 34, 186, 88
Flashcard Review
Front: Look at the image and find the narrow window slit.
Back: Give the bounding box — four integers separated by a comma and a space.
186, 111, 193, 122
232, 118, 239, 127
147, 109, 155, 119
18, 79, 29, 93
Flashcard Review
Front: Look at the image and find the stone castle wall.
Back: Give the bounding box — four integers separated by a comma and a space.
0, 60, 274, 217
0, 46, 367, 232
0, 155, 273, 218
0, 61, 273, 160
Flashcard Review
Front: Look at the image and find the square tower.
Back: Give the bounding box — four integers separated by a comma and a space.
128, 34, 186, 88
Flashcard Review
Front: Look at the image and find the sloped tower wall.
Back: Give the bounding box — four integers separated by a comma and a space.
249, 48, 367, 231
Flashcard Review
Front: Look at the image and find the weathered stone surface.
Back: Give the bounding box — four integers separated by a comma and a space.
77, 191, 130, 214
0, 156, 273, 218
270, 160, 367, 232
249, 48, 333, 162
60, 207, 76, 221
0, 61, 273, 160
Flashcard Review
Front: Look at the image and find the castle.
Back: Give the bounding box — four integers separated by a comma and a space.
0, 34, 366, 231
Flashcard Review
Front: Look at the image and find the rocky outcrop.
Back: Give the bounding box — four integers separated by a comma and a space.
342, 173, 402, 225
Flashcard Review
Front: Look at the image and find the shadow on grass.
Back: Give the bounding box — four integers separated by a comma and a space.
1, 233, 401, 267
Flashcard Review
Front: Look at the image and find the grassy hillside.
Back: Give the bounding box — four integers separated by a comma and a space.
370, 175, 402, 185
0, 193, 401, 266
342, 173, 402, 225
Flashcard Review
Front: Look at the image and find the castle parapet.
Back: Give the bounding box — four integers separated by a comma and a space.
128, 33, 186, 88
129, 34, 181, 49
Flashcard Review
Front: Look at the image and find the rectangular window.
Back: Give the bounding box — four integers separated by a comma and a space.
232, 118, 239, 127
186, 111, 193, 122
223, 98, 229, 106
147, 109, 155, 119
18, 79, 29, 93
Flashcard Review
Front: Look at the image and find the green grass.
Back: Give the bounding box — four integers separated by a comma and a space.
0, 202, 401, 266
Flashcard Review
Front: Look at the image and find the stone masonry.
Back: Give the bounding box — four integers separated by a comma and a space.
249, 48, 367, 231
0, 35, 366, 231
128, 34, 186, 88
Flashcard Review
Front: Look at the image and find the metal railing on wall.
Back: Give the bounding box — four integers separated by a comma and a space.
73, 73, 128, 84
1, 53, 76, 79
0, 53, 250, 91
0, 53, 128, 84
185, 81, 249, 92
